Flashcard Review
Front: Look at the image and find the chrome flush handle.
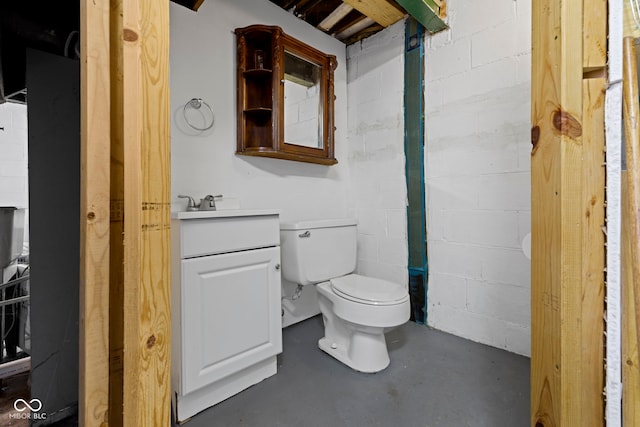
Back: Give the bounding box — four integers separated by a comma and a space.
298, 231, 311, 238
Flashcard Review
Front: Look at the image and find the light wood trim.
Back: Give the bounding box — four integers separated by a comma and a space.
531, 0, 607, 424
120, 0, 172, 425
622, 172, 640, 427
341, 0, 404, 27
318, 3, 354, 32
79, 0, 111, 424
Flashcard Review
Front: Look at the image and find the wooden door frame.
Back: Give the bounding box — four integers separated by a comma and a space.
79, 0, 171, 425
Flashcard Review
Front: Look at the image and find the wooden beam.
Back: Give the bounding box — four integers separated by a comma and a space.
623, 35, 640, 367
622, 171, 640, 427
119, 0, 172, 425
395, 0, 447, 33
318, 3, 354, 32
341, 0, 404, 27
335, 16, 376, 40
531, 0, 606, 424
109, 0, 125, 424
580, 76, 606, 426
79, 0, 111, 425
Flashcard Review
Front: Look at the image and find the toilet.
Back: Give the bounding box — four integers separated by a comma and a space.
280, 218, 410, 373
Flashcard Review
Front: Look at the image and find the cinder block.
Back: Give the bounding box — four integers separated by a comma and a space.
426, 176, 480, 210
504, 323, 531, 356
480, 246, 531, 288
466, 279, 530, 325
356, 209, 386, 236
477, 172, 530, 211
357, 233, 379, 262
449, 0, 516, 39
516, 53, 532, 84
385, 209, 406, 239
0, 161, 28, 177
427, 272, 468, 310
517, 210, 531, 242
426, 240, 483, 279
378, 237, 407, 265
471, 19, 524, 68
0, 144, 26, 162
443, 209, 520, 248
426, 37, 471, 82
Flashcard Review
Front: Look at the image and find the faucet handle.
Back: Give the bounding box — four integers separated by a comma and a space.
178, 194, 198, 211
201, 194, 223, 210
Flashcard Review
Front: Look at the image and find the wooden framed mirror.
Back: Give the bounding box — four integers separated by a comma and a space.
235, 25, 337, 165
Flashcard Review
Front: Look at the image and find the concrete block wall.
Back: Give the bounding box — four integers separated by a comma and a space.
346, 21, 408, 287
0, 102, 29, 245
424, 0, 532, 356
284, 82, 319, 147
0, 102, 28, 208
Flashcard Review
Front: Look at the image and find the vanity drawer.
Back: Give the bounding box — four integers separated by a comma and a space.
178, 214, 279, 258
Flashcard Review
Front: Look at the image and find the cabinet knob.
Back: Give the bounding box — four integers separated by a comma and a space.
275, 264, 281, 270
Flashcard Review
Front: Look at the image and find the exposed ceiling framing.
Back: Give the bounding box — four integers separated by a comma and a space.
0, 0, 448, 103
267, 0, 448, 44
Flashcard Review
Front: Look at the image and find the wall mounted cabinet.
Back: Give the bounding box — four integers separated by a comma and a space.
235, 25, 337, 165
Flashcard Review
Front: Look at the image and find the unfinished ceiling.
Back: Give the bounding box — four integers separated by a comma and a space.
268, 0, 447, 44
0, 0, 447, 103
268, 0, 405, 44
171, 0, 448, 44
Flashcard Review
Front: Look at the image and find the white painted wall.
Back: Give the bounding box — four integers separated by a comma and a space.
424, 0, 532, 355
170, 0, 351, 328
0, 102, 29, 245
346, 22, 408, 287
170, 0, 348, 223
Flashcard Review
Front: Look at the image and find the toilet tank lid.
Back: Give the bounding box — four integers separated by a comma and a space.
280, 218, 357, 230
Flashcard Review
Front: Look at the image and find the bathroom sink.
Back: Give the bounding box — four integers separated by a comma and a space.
171, 209, 280, 220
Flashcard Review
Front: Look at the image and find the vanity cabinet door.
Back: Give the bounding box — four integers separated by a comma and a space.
180, 246, 282, 395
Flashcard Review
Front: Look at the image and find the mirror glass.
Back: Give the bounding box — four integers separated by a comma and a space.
283, 50, 323, 149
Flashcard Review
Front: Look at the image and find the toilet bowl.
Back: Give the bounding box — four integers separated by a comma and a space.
280, 218, 410, 373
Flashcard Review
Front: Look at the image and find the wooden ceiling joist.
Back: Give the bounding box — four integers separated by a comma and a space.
336, 16, 376, 40
341, 0, 405, 27
318, 3, 354, 32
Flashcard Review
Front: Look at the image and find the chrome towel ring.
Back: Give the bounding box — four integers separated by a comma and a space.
183, 98, 215, 131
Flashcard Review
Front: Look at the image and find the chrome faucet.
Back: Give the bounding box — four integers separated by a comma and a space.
199, 194, 223, 211
178, 195, 198, 211
178, 194, 223, 211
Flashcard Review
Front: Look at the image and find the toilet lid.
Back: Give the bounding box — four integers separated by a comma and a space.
330, 274, 408, 304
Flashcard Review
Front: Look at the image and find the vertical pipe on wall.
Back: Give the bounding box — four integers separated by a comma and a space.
404, 17, 428, 324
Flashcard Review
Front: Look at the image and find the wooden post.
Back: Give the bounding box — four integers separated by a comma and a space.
531, 0, 606, 425
79, 0, 111, 425
622, 36, 640, 427
623, 37, 640, 376
119, 0, 172, 424
622, 173, 640, 427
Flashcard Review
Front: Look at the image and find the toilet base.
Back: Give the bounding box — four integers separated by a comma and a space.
318, 329, 390, 373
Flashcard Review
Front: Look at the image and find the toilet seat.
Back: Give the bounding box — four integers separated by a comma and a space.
329, 274, 408, 306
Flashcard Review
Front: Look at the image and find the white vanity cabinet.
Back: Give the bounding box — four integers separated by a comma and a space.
171, 210, 282, 423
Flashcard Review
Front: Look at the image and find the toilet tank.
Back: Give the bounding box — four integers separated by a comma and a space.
280, 218, 357, 286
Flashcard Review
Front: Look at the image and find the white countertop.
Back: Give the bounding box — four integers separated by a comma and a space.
171, 209, 280, 220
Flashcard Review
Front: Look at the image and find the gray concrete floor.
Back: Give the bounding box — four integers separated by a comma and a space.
176, 315, 530, 427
